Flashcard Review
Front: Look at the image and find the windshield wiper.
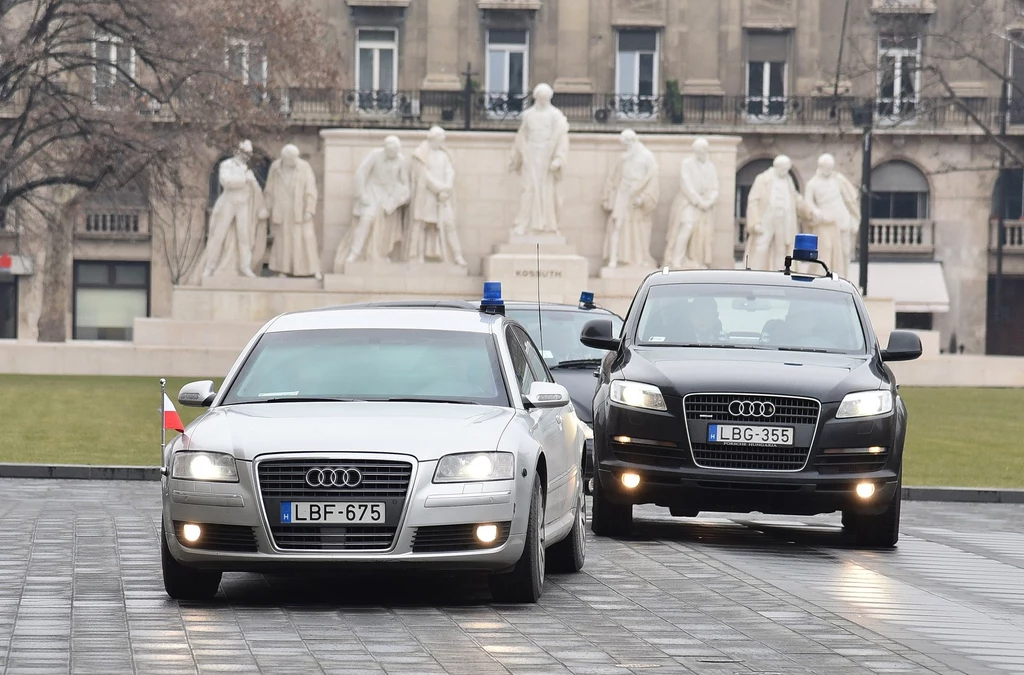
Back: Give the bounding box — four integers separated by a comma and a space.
652, 343, 764, 350
551, 358, 603, 369
243, 396, 362, 404
380, 397, 481, 405
776, 346, 837, 354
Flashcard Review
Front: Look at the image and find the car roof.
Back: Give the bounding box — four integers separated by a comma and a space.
644, 268, 859, 293
265, 303, 502, 334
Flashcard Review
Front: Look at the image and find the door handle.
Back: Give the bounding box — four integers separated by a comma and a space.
555, 416, 563, 428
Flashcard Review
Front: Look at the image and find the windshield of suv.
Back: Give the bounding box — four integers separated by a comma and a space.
636, 283, 867, 354
506, 308, 624, 366
222, 328, 510, 407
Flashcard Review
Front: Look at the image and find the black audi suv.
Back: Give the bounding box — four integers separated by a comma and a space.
581, 266, 922, 547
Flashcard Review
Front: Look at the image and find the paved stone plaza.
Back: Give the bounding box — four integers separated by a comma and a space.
0, 479, 1021, 675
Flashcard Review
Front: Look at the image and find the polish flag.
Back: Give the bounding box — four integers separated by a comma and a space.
163, 393, 185, 433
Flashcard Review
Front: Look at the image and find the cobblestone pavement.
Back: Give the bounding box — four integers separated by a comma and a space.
1, 480, 1022, 675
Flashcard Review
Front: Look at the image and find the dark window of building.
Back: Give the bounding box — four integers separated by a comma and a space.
994, 168, 1024, 220
0, 277, 16, 339
73, 261, 150, 340
1010, 34, 1024, 124
746, 31, 789, 118
895, 312, 932, 331
870, 160, 929, 219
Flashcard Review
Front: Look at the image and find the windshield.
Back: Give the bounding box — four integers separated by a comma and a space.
506, 308, 624, 366
222, 329, 510, 407
636, 283, 867, 354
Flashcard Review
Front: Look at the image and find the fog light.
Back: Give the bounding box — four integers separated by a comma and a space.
475, 524, 498, 544
182, 523, 202, 543
621, 472, 641, 489
855, 482, 876, 499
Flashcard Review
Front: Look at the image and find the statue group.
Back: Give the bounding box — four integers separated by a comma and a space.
198, 82, 860, 282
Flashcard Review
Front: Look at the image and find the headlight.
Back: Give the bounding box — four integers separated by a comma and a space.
434, 452, 515, 483
170, 451, 239, 482
836, 390, 894, 419
610, 380, 667, 412
579, 421, 594, 441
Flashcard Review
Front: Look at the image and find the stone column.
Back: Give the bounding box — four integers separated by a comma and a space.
553, 0, 593, 93
420, 0, 462, 90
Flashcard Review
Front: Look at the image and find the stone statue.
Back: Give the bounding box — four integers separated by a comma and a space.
663, 138, 720, 269
509, 83, 570, 236
802, 153, 860, 279
601, 130, 659, 268
335, 135, 410, 268
743, 155, 818, 271
406, 126, 467, 266
201, 140, 268, 277
265, 144, 322, 280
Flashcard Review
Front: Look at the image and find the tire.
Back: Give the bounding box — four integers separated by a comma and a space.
843, 480, 902, 548
590, 474, 632, 537
546, 472, 586, 574
489, 476, 545, 603
161, 525, 223, 601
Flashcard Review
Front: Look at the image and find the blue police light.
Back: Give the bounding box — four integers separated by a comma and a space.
579, 291, 595, 310
480, 281, 505, 315
792, 233, 819, 262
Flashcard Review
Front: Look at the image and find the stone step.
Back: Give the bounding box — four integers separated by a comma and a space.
133, 318, 265, 349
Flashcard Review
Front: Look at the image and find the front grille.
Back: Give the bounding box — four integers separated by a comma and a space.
173, 521, 258, 552
815, 452, 889, 474
257, 459, 413, 499
684, 394, 820, 425
612, 444, 687, 469
690, 443, 811, 471
411, 523, 512, 553
270, 525, 397, 551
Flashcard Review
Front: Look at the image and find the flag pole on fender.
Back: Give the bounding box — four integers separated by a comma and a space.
160, 378, 167, 456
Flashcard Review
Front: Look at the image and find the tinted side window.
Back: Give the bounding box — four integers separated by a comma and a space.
514, 326, 554, 384
505, 326, 536, 394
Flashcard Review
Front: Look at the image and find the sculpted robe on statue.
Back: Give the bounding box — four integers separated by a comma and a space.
265, 144, 322, 280
744, 155, 818, 271
202, 140, 268, 277
664, 138, 720, 269
601, 130, 659, 268
802, 153, 860, 280
509, 83, 570, 236
406, 127, 467, 266
335, 136, 410, 268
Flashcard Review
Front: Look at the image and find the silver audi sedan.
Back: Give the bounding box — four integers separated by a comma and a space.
160, 295, 587, 603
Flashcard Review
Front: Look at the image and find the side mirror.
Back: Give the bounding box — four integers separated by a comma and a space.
580, 318, 621, 352
523, 381, 571, 410
880, 330, 923, 363
178, 380, 217, 407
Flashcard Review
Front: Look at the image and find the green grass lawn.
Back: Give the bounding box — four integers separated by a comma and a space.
0, 374, 1022, 488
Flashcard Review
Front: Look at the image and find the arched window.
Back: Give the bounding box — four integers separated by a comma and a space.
870, 160, 929, 219
734, 158, 799, 218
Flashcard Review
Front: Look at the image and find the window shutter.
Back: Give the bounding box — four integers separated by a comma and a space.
747, 31, 789, 63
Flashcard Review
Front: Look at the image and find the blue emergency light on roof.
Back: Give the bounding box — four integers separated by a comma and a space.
579, 291, 595, 310
792, 233, 819, 262
480, 281, 505, 315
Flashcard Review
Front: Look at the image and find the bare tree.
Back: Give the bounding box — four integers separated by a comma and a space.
151, 176, 204, 286
0, 0, 339, 341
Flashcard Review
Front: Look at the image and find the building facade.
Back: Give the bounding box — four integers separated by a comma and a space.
2, 0, 1023, 354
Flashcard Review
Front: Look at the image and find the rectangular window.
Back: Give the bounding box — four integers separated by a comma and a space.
1009, 35, 1024, 125
73, 261, 149, 341
485, 29, 529, 118
92, 33, 135, 107
877, 34, 920, 119
226, 39, 268, 87
616, 30, 659, 118
746, 31, 788, 119
356, 28, 398, 112
0, 277, 16, 339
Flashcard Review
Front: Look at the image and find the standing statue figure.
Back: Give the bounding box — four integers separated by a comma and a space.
265, 144, 322, 280
601, 130, 659, 268
802, 153, 860, 279
509, 83, 570, 236
744, 155, 818, 271
335, 135, 410, 268
202, 140, 268, 277
406, 126, 467, 266
663, 138, 720, 269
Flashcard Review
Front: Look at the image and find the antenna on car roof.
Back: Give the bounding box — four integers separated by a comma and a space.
536, 243, 545, 353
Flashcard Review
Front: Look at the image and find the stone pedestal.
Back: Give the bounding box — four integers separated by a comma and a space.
323, 261, 477, 296
199, 274, 323, 292
596, 265, 658, 304
483, 234, 589, 304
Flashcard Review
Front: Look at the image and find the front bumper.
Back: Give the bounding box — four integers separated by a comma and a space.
162, 452, 529, 572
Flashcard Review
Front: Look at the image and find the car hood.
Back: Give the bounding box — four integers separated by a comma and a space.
181, 402, 516, 461
622, 347, 886, 402
550, 368, 599, 424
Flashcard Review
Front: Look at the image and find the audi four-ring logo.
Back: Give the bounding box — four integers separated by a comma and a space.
305, 467, 363, 488
728, 400, 776, 418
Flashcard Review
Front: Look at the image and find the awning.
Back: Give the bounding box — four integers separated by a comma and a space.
849, 261, 950, 313
0, 252, 34, 276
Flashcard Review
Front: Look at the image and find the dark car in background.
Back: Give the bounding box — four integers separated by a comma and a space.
505, 294, 624, 491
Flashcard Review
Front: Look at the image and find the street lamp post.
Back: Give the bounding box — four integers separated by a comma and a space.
853, 103, 873, 296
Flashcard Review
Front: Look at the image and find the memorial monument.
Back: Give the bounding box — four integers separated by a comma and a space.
663, 138, 720, 269
264, 144, 322, 280
601, 130, 659, 269
406, 126, 467, 266
802, 153, 860, 279
743, 155, 818, 271
200, 140, 267, 278
508, 83, 570, 237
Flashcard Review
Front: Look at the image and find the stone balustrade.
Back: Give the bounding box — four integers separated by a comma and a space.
733, 218, 935, 258
78, 208, 150, 240
990, 219, 1024, 252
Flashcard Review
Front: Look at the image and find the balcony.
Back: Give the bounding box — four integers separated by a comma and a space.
871, 0, 936, 14
733, 219, 934, 258
77, 208, 150, 241
990, 219, 1024, 253
477, 0, 542, 9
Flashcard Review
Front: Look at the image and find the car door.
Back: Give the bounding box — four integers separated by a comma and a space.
511, 325, 573, 523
